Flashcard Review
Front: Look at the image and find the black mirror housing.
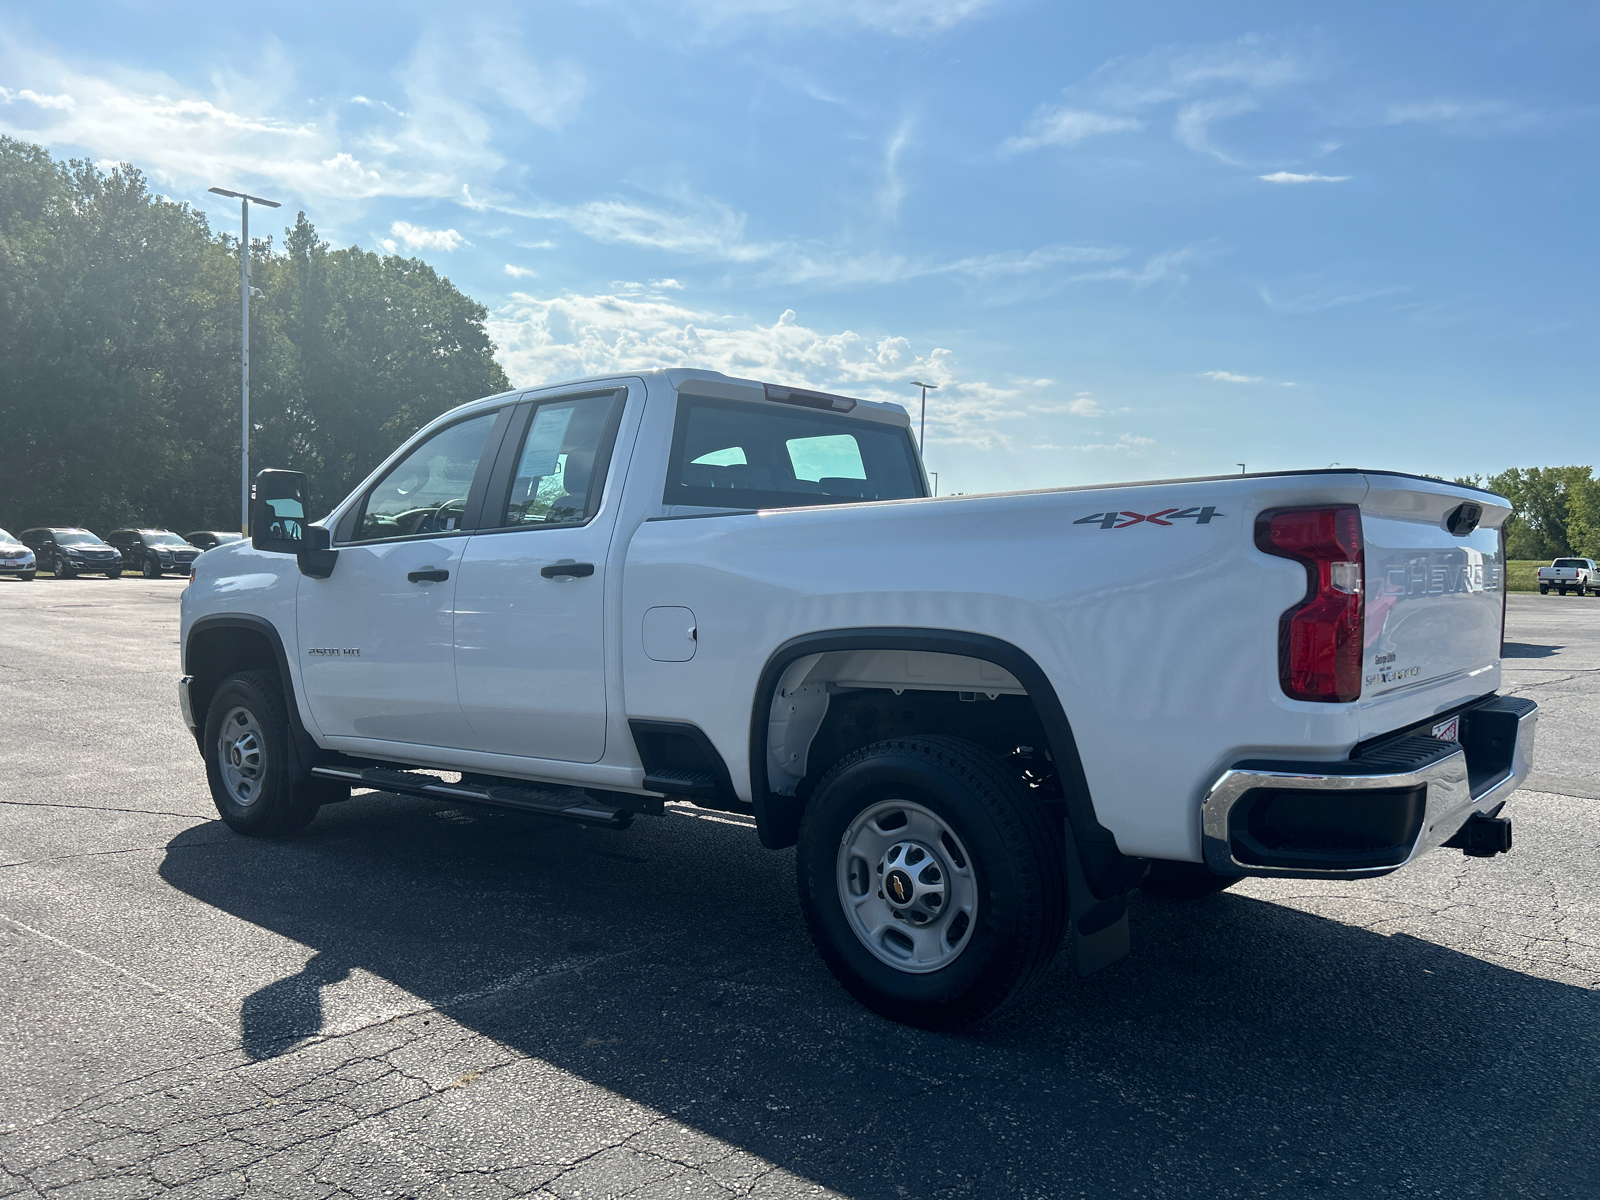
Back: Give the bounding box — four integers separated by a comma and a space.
251, 470, 309, 554
252, 469, 338, 578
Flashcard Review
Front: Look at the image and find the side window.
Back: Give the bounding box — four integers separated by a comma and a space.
357, 411, 498, 541
665, 397, 923, 509
495, 392, 622, 528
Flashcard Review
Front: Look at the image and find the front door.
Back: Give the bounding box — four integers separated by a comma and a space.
453, 387, 630, 763
297, 408, 503, 748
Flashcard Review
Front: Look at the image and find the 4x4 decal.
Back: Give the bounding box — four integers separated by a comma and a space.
1074, 506, 1223, 530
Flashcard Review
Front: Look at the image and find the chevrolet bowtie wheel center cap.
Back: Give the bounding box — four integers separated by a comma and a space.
878, 841, 947, 926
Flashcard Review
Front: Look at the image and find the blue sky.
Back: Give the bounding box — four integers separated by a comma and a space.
2, 1, 1595, 494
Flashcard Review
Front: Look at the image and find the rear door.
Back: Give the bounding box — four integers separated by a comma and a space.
452, 385, 632, 763
296, 406, 512, 748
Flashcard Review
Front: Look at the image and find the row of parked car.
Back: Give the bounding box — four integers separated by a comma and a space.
0, 527, 243, 580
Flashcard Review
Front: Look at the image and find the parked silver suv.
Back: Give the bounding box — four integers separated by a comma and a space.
0, 528, 36, 581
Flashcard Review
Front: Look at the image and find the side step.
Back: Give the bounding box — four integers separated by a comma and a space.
311, 765, 633, 829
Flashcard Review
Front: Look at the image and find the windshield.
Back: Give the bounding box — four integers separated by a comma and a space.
56, 531, 108, 546
144, 532, 191, 547
210, 532, 243, 543
0, 529, 18, 546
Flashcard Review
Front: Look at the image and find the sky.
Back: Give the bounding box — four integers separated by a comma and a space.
1, 1, 1596, 495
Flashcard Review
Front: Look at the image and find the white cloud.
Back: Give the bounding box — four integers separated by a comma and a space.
1032, 392, 1104, 416
1070, 245, 1200, 289
1202, 370, 1261, 383
487, 290, 1031, 449
651, 278, 685, 289
1003, 35, 1307, 161
1259, 283, 1410, 314
0, 86, 75, 109
1000, 108, 1141, 154
1174, 95, 1257, 164
1090, 35, 1307, 110
1384, 99, 1540, 135
505, 264, 538, 278
1259, 170, 1349, 184
381, 221, 467, 253
877, 117, 914, 221
1073, 433, 1154, 452
638, 0, 996, 37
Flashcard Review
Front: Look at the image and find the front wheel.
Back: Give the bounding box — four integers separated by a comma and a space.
203, 671, 324, 836
54, 558, 76, 579
105, 569, 122, 579
20, 571, 35, 582
796, 736, 1065, 1030
141, 557, 161, 578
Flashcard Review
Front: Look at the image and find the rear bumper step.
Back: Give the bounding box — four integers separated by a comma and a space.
311, 765, 634, 829
1201, 695, 1537, 879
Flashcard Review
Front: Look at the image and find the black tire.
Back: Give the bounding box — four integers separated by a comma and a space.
1141, 859, 1240, 899
202, 670, 324, 836
54, 557, 76, 579
1559, 586, 1568, 596
796, 735, 1066, 1030
141, 556, 161, 578
1539, 585, 1549, 595
105, 569, 122, 579
20, 572, 35, 582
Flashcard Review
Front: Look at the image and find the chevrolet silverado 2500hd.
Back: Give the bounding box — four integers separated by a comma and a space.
179, 369, 1537, 1028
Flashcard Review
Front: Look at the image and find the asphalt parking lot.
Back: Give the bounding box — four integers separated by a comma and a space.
1, 581, 1596, 1200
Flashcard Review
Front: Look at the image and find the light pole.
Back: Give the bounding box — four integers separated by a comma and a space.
209, 186, 281, 535
1237, 463, 1247, 474
908, 380, 937, 453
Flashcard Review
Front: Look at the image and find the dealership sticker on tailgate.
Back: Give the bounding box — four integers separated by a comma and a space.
1431, 716, 1460, 743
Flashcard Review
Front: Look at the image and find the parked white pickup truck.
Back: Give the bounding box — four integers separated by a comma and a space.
1537, 558, 1597, 596
179, 369, 1537, 1027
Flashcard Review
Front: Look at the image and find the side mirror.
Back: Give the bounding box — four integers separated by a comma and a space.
251, 470, 308, 554
252, 469, 338, 578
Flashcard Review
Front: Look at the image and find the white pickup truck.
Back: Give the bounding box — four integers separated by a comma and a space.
1537, 558, 1597, 596
179, 369, 1537, 1028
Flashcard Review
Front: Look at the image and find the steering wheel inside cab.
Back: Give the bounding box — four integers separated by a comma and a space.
398, 497, 467, 536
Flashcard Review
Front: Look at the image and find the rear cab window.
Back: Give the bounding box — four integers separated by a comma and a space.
664, 395, 924, 510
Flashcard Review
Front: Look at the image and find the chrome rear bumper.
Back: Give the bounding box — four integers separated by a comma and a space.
1202, 695, 1538, 879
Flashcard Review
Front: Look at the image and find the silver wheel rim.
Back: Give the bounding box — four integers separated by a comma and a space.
217, 706, 267, 806
836, 799, 978, 974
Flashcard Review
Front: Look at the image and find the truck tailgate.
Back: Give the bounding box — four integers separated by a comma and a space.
1358, 477, 1509, 734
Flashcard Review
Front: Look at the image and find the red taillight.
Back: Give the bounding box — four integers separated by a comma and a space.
1256, 505, 1364, 703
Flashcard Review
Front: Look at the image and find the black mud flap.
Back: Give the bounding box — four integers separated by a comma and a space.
1064, 823, 1134, 976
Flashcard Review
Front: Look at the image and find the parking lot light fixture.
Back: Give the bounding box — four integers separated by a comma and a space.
209, 186, 282, 536
908, 380, 937, 456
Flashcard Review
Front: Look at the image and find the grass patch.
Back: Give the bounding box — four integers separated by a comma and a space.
1506, 560, 1546, 593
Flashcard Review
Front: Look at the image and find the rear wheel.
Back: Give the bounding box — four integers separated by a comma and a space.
1539, 585, 1549, 595
1559, 586, 1568, 596
796, 735, 1065, 1030
1141, 859, 1240, 899
203, 671, 325, 836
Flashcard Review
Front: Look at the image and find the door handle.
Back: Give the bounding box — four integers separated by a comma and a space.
541, 562, 595, 579
407, 568, 450, 583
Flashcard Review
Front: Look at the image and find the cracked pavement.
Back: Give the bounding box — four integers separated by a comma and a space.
1, 582, 1596, 1198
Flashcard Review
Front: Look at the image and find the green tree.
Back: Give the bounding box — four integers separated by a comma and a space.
0, 137, 511, 535
1477, 466, 1597, 560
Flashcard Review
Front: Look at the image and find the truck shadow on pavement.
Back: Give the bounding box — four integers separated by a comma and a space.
1502, 641, 1563, 658
160, 794, 1600, 1198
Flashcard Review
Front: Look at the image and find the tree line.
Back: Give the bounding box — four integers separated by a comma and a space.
0, 137, 509, 535
1458, 468, 1600, 561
